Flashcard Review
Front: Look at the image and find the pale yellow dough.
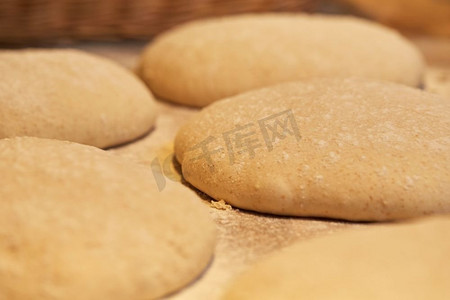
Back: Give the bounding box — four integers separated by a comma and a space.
223, 216, 450, 300
175, 78, 450, 221
0, 137, 216, 300
0, 49, 157, 148
139, 14, 424, 107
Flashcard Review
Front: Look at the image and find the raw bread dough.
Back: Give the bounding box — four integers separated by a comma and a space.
223, 216, 450, 300
0, 49, 157, 148
0, 137, 216, 300
175, 78, 450, 221
139, 14, 424, 106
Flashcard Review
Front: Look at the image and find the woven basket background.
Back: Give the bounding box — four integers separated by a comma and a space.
0, 0, 316, 44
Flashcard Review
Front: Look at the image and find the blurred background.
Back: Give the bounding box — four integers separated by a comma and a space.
1, 0, 449, 97
0, 0, 449, 45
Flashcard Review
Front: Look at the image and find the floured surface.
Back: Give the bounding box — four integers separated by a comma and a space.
174, 210, 356, 299
224, 216, 450, 300
75, 36, 450, 299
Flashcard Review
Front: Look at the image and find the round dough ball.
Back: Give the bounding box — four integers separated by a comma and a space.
0, 137, 216, 300
223, 216, 450, 300
138, 14, 425, 107
0, 49, 157, 148
175, 78, 450, 221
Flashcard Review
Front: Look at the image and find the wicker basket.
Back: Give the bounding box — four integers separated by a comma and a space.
0, 0, 316, 44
